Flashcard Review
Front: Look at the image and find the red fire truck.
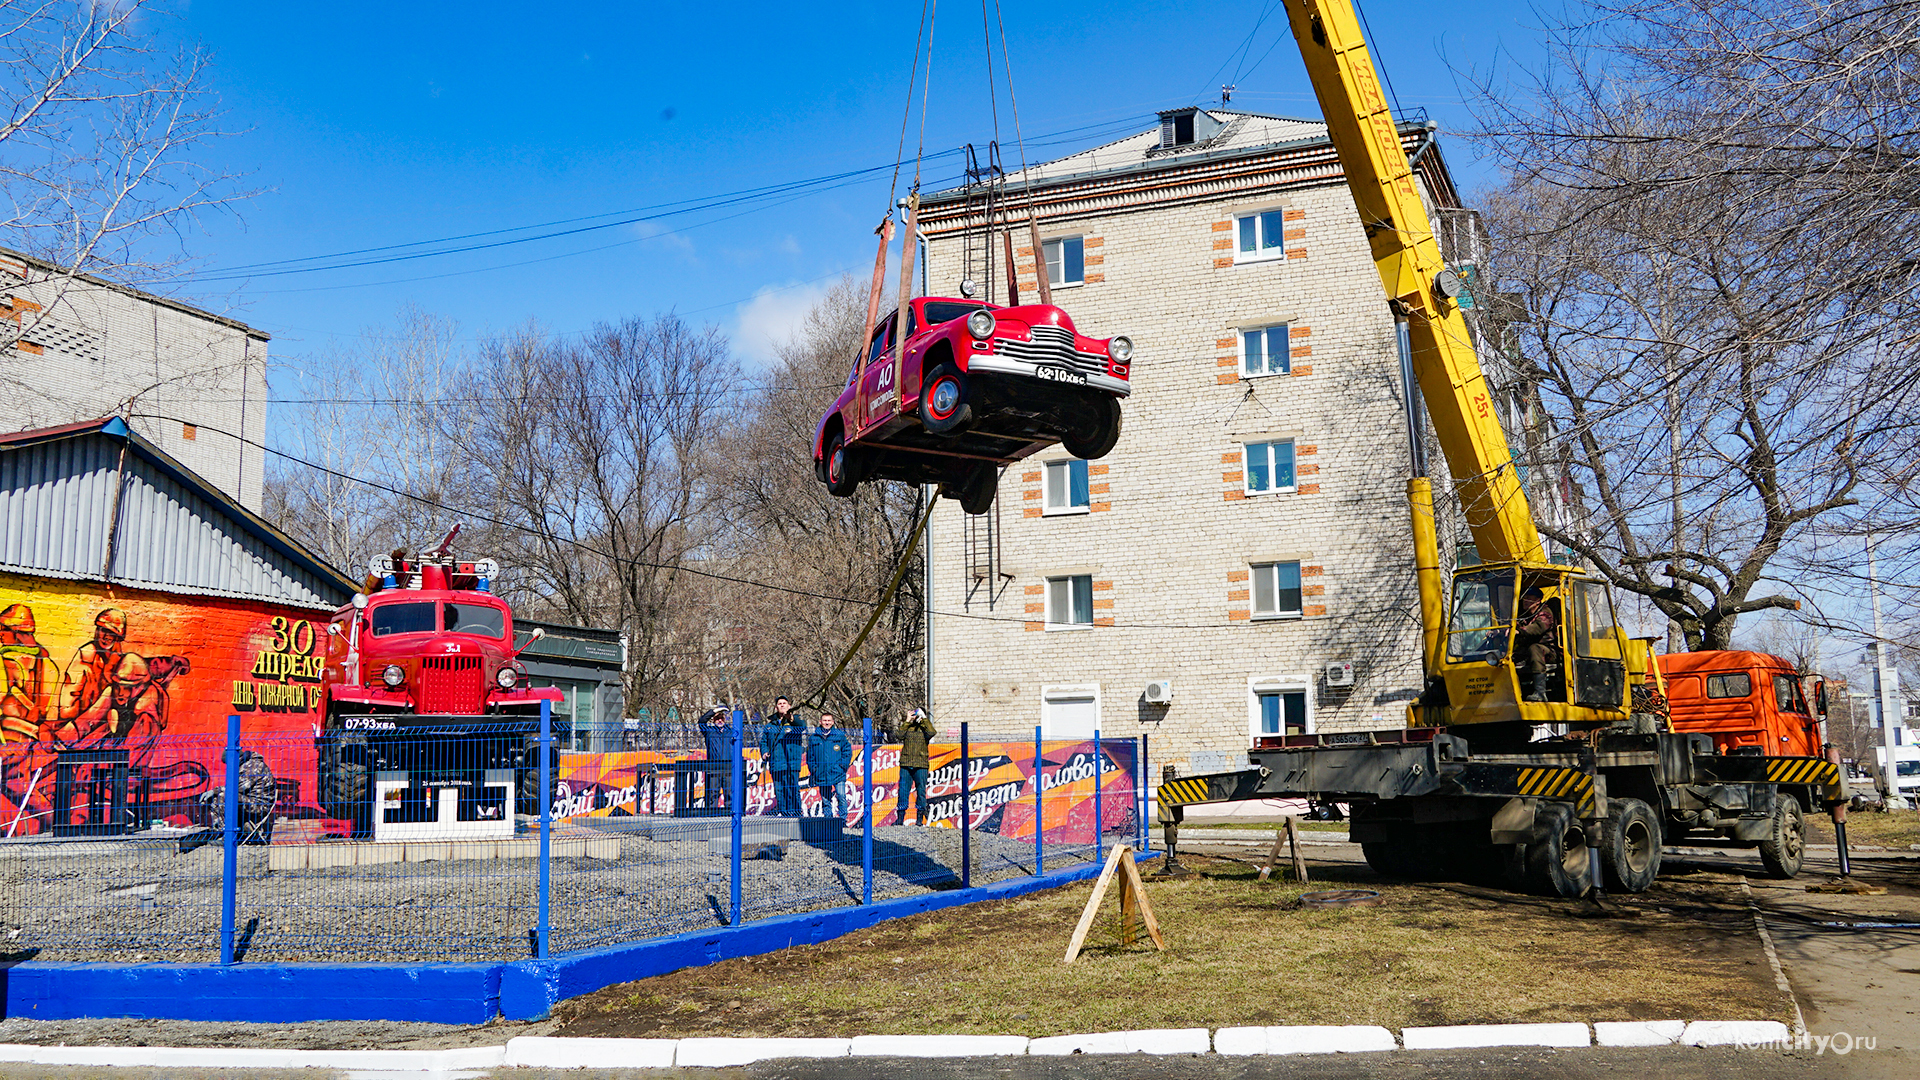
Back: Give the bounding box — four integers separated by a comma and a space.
319, 537, 561, 835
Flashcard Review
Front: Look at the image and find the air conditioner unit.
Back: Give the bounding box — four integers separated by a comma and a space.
1325, 661, 1356, 689
1144, 680, 1174, 705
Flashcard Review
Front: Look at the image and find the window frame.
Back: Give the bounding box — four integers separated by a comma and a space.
1248, 675, 1313, 742
1250, 561, 1305, 620
1042, 235, 1086, 288
1242, 439, 1298, 496
1238, 323, 1291, 377
1233, 208, 1288, 264
1040, 683, 1103, 739
1046, 573, 1095, 630
1042, 458, 1091, 516
1705, 672, 1753, 699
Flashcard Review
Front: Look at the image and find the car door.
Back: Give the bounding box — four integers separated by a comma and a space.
855, 313, 900, 437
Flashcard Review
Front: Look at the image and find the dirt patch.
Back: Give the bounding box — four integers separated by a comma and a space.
551, 854, 1790, 1039
1807, 808, 1920, 851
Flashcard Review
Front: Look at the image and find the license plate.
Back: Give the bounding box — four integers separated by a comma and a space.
1035, 365, 1087, 385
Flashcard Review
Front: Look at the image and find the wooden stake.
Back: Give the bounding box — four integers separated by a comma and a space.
1287, 815, 1310, 885
1064, 844, 1165, 963
1257, 828, 1287, 882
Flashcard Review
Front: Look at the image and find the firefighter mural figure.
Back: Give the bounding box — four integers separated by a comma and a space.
1, 603, 57, 743
64, 652, 190, 758
57, 608, 128, 731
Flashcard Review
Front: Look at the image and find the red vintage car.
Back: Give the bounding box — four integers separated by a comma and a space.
813, 296, 1131, 513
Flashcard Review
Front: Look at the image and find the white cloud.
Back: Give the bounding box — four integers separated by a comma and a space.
732, 280, 833, 367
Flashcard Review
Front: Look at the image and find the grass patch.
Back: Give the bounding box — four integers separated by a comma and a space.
552, 855, 1786, 1038
1806, 807, 1920, 849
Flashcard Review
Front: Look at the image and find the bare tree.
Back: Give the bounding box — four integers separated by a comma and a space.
1470, 0, 1920, 649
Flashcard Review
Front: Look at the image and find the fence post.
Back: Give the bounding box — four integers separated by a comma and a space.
960, 721, 971, 889
1128, 730, 1144, 849
862, 717, 874, 905
729, 707, 744, 926
220, 714, 239, 965
536, 698, 552, 958
1033, 725, 1043, 876
1092, 729, 1102, 859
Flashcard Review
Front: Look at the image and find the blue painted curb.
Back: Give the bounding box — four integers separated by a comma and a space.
1, 854, 1135, 1024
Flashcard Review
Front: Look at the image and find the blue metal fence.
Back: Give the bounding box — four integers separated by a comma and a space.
0, 717, 1147, 964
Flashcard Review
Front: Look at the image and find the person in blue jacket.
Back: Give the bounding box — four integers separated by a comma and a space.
804, 711, 853, 820
761, 695, 807, 816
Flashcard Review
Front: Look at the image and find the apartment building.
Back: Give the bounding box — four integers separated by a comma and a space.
916, 107, 1494, 774
0, 249, 269, 512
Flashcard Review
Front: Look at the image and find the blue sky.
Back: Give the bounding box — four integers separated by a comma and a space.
169, 0, 1555, 368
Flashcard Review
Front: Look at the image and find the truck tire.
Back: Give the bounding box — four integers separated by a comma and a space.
1758, 795, 1805, 879
1362, 838, 1431, 879
320, 748, 371, 837
1600, 797, 1662, 893
1515, 801, 1594, 898
517, 743, 562, 817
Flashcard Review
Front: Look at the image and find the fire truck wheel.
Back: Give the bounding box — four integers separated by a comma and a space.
321, 752, 370, 835
920, 364, 973, 434
517, 744, 562, 816
1061, 396, 1122, 460
954, 463, 998, 516
1600, 797, 1662, 893
1517, 801, 1593, 897
824, 427, 863, 498
1758, 794, 1805, 878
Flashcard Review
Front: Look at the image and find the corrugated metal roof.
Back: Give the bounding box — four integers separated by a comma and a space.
0, 418, 354, 610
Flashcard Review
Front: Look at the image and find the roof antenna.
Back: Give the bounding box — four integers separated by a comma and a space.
1222, 84, 1234, 105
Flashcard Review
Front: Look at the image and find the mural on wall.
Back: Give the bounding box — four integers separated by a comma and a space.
0, 572, 328, 835
552, 738, 1140, 843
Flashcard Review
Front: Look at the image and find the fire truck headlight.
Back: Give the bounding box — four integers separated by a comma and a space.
496, 667, 519, 690
1109, 336, 1134, 364
966, 309, 996, 340
381, 664, 406, 688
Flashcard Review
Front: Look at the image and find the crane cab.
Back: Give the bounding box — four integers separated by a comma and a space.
1420, 562, 1644, 728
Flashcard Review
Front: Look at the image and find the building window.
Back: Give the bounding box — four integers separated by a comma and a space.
1240, 324, 1290, 376
1249, 676, 1312, 740
1047, 574, 1093, 628
1044, 459, 1089, 514
1236, 209, 1286, 262
1251, 561, 1303, 619
1044, 237, 1084, 287
1244, 440, 1296, 494
1041, 684, 1102, 738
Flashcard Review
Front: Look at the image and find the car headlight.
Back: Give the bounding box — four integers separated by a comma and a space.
966, 309, 996, 340
381, 664, 406, 688
1109, 336, 1134, 364
496, 666, 519, 690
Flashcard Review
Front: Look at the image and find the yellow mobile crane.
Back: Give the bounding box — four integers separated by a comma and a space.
1156, 0, 1846, 896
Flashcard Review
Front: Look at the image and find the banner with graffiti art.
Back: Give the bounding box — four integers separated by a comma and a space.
1, 571, 329, 836
552, 737, 1140, 843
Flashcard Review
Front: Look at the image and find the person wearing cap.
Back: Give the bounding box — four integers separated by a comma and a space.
761, 695, 807, 816
892, 706, 937, 826
700, 703, 735, 810
804, 712, 852, 820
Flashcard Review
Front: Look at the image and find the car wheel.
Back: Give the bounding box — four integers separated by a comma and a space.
954, 463, 998, 515
1061, 396, 1121, 459
824, 427, 862, 498
920, 363, 973, 434
1600, 797, 1662, 893
1758, 794, 1805, 878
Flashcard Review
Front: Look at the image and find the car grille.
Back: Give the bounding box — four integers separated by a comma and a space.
417, 655, 485, 714
995, 324, 1114, 379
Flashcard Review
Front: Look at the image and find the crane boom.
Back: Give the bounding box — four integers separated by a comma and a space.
1284, 0, 1543, 566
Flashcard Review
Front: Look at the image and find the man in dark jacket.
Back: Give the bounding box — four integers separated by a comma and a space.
893, 706, 937, 826
804, 711, 853, 819
700, 704, 734, 810
761, 695, 806, 816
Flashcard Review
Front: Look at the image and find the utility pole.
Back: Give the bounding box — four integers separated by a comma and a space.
1867, 535, 1908, 809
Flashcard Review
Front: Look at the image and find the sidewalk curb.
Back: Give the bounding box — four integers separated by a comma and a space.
0, 1019, 1796, 1069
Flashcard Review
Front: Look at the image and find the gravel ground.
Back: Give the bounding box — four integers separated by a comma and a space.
0, 826, 1106, 964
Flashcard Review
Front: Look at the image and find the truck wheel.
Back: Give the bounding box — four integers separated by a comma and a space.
1758, 795, 1805, 878
1061, 397, 1122, 460
1601, 797, 1662, 893
920, 364, 972, 434
1362, 839, 1429, 879
517, 743, 562, 817
321, 751, 370, 838
1517, 801, 1594, 898
824, 428, 864, 498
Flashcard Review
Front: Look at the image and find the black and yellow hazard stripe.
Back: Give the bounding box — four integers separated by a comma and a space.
1764, 757, 1840, 787
1159, 776, 1215, 807
1515, 767, 1596, 818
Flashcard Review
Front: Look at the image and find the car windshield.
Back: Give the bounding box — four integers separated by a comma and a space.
370, 601, 436, 637
1899, 761, 1920, 777
444, 603, 506, 637
922, 301, 988, 327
